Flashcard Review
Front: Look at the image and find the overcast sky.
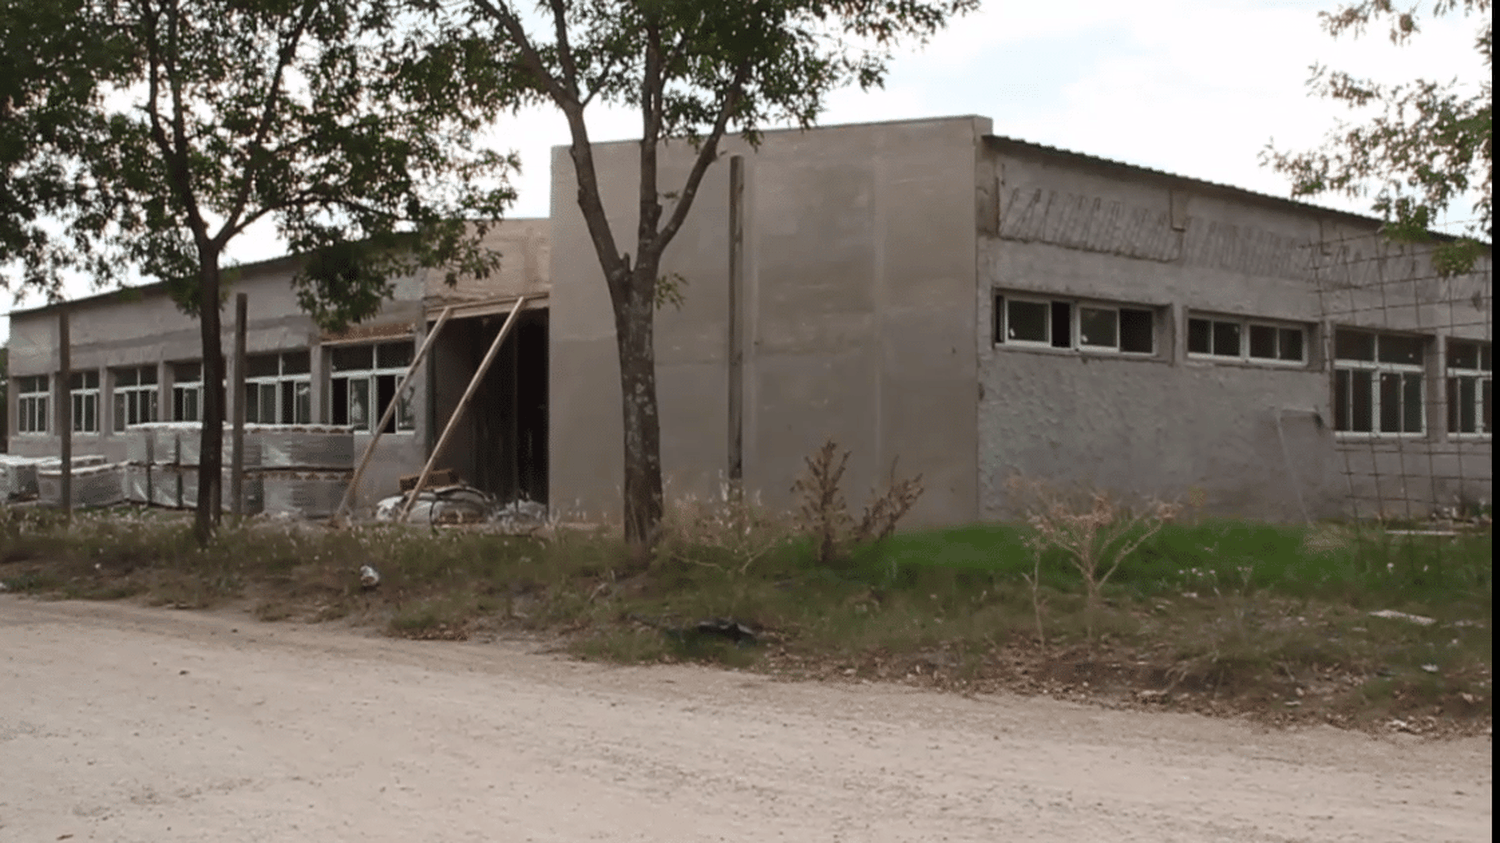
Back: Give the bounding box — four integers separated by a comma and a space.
1, 0, 1489, 341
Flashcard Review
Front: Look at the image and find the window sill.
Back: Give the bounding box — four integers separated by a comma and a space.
1334, 432, 1432, 441
990, 343, 1166, 364
1186, 355, 1314, 371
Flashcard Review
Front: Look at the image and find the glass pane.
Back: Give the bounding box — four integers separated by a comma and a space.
282, 350, 310, 375
1335, 370, 1351, 430
377, 342, 414, 370
244, 383, 259, 424
1248, 325, 1276, 358
1119, 309, 1154, 354
1447, 377, 1459, 433
280, 381, 295, 424
1483, 379, 1493, 433
1378, 334, 1424, 366
1211, 321, 1241, 356
259, 383, 278, 423
332, 345, 373, 372
1458, 376, 1477, 433
1279, 328, 1304, 361
247, 354, 279, 379
348, 378, 370, 430
1006, 300, 1049, 343
1334, 329, 1375, 361
1448, 340, 1480, 370
1481, 343, 1492, 371
294, 382, 311, 424
115, 368, 137, 387
1050, 302, 1072, 349
1402, 374, 1423, 433
992, 295, 1005, 343
398, 386, 415, 431
69, 372, 86, 390
1351, 370, 1373, 432
148, 390, 158, 423
1187, 318, 1211, 354
376, 374, 397, 433
114, 393, 126, 432
186, 390, 199, 422
1078, 307, 1117, 348
139, 366, 157, 385
331, 378, 349, 425
1379, 373, 1401, 432
173, 362, 202, 383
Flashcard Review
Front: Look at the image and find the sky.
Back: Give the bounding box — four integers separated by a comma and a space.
0, 0, 1490, 341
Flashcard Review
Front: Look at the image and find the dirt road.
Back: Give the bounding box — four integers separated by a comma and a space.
0, 598, 1490, 842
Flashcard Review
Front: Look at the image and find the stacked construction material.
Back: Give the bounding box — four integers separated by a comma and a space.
1, 455, 46, 500
36, 456, 125, 508
123, 422, 354, 517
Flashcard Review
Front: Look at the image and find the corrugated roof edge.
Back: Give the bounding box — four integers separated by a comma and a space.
982, 133, 1490, 245
7, 217, 548, 319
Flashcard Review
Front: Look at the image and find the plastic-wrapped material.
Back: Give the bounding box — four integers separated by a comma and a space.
36, 455, 108, 471
222, 434, 265, 471
257, 426, 355, 470
152, 425, 181, 465
222, 469, 265, 515
261, 470, 351, 518
152, 466, 183, 508
123, 425, 155, 464
0, 455, 44, 500
38, 463, 126, 508
124, 464, 152, 504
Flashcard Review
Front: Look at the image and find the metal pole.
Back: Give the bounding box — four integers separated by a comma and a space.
57, 309, 72, 521
332, 305, 455, 523
231, 293, 247, 518
399, 298, 528, 521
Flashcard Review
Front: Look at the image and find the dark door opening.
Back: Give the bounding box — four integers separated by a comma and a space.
432, 308, 548, 505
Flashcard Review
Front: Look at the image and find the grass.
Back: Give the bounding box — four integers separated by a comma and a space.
0, 503, 1490, 733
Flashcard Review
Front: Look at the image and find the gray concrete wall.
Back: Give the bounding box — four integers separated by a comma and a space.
549, 116, 988, 525
978, 138, 1492, 521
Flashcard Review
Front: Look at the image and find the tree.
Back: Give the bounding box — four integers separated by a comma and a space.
458, 0, 977, 550
6, 0, 516, 544
1264, 0, 1492, 273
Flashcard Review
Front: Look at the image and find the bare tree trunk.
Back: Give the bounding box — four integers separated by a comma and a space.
612, 265, 664, 550
192, 256, 224, 546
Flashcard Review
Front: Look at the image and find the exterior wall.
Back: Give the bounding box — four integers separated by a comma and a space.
549, 116, 988, 525
977, 138, 1491, 520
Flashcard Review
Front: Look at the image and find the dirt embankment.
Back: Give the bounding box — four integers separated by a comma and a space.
0, 597, 1491, 842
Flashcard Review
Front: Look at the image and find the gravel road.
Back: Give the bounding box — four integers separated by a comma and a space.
0, 597, 1490, 842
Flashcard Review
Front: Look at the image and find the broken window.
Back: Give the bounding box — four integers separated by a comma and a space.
994, 293, 1156, 355
1333, 329, 1426, 436
1188, 315, 1307, 364
16, 375, 49, 434
112, 365, 159, 432
243, 350, 312, 425
328, 340, 415, 433
1446, 338, 1492, 437
68, 370, 101, 434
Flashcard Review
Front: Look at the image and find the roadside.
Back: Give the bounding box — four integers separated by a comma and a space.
1, 598, 1491, 843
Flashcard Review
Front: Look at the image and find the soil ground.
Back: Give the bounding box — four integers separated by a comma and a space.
0, 597, 1491, 842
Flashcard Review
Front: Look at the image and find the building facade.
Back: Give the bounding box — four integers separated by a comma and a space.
6, 115, 1493, 522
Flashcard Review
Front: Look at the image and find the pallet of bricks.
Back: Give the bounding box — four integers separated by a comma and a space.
5, 454, 126, 508
123, 423, 355, 518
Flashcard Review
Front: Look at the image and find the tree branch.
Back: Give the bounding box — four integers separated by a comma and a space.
654, 69, 749, 251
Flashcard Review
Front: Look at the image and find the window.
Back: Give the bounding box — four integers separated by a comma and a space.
112, 365, 159, 431
329, 341, 415, 433
172, 362, 203, 422
1188, 315, 1306, 364
1446, 339, 1492, 436
994, 294, 1155, 354
1333, 329, 1426, 436
16, 375, 49, 434
244, 350, 312, 425
69, 370, 100, 433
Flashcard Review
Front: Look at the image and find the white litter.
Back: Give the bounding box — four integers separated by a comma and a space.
359, 565, 381, 589
1367, 610, 1437, 626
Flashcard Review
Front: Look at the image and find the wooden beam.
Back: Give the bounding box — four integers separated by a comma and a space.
399, 298, 528, 522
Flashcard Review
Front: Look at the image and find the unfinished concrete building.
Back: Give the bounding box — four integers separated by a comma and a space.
7, 115, 1493, 522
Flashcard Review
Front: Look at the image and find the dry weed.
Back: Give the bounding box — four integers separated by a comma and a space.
791, 439, 924, 566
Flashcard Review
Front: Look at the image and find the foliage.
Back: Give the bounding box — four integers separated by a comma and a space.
3, 0, 517, 543
454, 0, 978, 547
791, 438, 925, 566
1263, 0, 1492, 272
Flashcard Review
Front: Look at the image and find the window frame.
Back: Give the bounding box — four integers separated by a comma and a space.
328, 341, 416, 434
994, 292, 1158, 356
112, 365, 160, 432
243, 350, 312, 425
16, 375, 50, 435
1332, 328, 1428, 438
68, 369, 101, 434
1445, 338, 1492, 439
1187, 314, 1309, 367
171, 361, 204, 423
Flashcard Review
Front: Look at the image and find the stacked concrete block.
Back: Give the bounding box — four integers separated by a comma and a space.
124, 464, 152, 504
1, 455, 45, 500
38, 461, 126, 508
252, 425, 355, 470
261, 471, 349, 519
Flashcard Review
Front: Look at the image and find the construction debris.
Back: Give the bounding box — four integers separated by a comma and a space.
400, 468, 460, 492
359, 565, 381, 589
373, 485, 550, 533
